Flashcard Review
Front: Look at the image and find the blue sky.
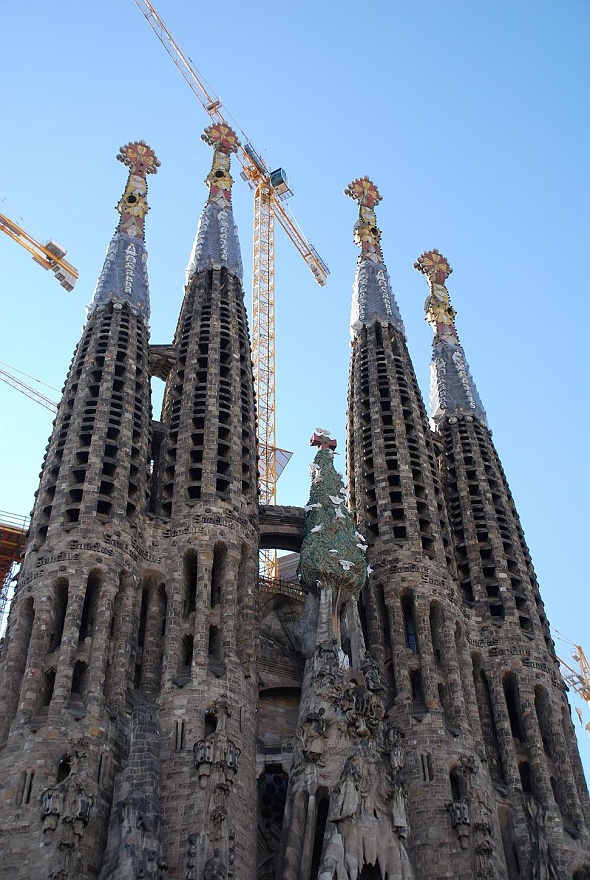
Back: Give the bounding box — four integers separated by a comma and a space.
1, 2, 588, 774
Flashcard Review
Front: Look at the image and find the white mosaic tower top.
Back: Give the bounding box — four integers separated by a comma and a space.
414, 249, 487, 427
186, 123, 243, 283
89, 140, 160, 321
345, 176, 404, 337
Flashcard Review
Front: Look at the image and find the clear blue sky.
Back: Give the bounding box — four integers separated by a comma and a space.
1, 1, 588, 774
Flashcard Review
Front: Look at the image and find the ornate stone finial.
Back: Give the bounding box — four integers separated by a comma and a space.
414, 249, 457, 341
201, 123, 241, 209
115, 141, 160, 239
310, 429, 337, 451
414, 248, 452, 285
344, 176, 384, 263
117, 140, 161, 175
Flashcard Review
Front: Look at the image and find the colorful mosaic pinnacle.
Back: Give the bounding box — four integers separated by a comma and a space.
115, 141, 160, 239
201, 123, 240, 209
344, 176, 384, 263
415, 248, 458, 342
299, 439, 368, 603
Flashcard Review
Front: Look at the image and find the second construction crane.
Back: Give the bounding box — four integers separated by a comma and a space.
133, 0, 329, 578
557, 631, 590, 739
0, 212, 78, 291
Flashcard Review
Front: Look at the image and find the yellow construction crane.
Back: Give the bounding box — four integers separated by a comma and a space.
132, 0, 329, 578
0, 212, 78, 291
556, 631, 590, 739
0, 366, 58, 414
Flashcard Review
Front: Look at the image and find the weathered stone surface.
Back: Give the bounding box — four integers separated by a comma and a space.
0, 150, 587, 880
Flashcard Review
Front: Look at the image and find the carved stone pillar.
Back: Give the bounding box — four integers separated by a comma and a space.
103, 572, 138, 709
51, 589, 85, 710
194, 548, 213, 666
299, 792, 317, 880
487, 673, 521, 790
17, 593, 53, 719
86, 581, 118, 716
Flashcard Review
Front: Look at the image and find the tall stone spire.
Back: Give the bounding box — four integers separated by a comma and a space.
0, 141, 162, 878
155, 123, 257, 516
90, 140, 160, 320
186, 122, 243, 282
414, 248, 486, 427
345, 176, 404, 336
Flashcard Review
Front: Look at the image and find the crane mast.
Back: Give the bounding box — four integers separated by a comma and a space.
252, 180, 276, 523
0, 213, 78, 292
133, 0, 329, 578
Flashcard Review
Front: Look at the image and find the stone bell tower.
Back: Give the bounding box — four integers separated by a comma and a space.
342, 175, 590, 879
415, 247, 590, 877
141, 122, 260, 880
0, 134, 588, 880
0, 140, 162, 879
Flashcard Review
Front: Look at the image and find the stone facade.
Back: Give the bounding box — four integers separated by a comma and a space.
0, 151, 588, 880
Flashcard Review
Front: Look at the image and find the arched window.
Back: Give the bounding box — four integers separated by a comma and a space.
310, 788, 330, 880
56, 756, 71, 784
71, 660, 88, 701
184, 551, 198, 617
41, 668, 56, 707
339, 606, 352, 664
18, 769, 35, 805
211, 544, 226, 608
503, 672, 524, 741
258, 769, 290, 880
79, 570, 101, 640
402, 594, 417, 653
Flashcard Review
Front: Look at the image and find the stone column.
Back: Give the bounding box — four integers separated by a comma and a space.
86, 579, 119, 717
18, 593, 53, 720
388, 589, 411, 703
520, 696, 555, 804
560, 706, 590, 827
0, 594, 35, 742
141, 582, 165, 696
282, 790, 308, 880
161, 568, 183, 690
104, 573, 138, 709
442, 617, 468, 729
221, 548, 240, 659
299, 791, 317, 880
487, 673, 521, 790
414, 595, 438, 709
547, 702, 584, 827
193, 548, 213, 666
49, 589, 84, 716
454, 626, 483, 741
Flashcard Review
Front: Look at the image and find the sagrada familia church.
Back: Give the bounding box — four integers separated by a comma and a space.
0, 127, 588, 879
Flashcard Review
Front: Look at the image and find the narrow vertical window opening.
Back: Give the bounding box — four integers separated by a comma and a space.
184, 551, 198, 617
402, 594, 418, 653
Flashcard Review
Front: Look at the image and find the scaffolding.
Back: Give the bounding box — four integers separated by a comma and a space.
0, 511, 29, 631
